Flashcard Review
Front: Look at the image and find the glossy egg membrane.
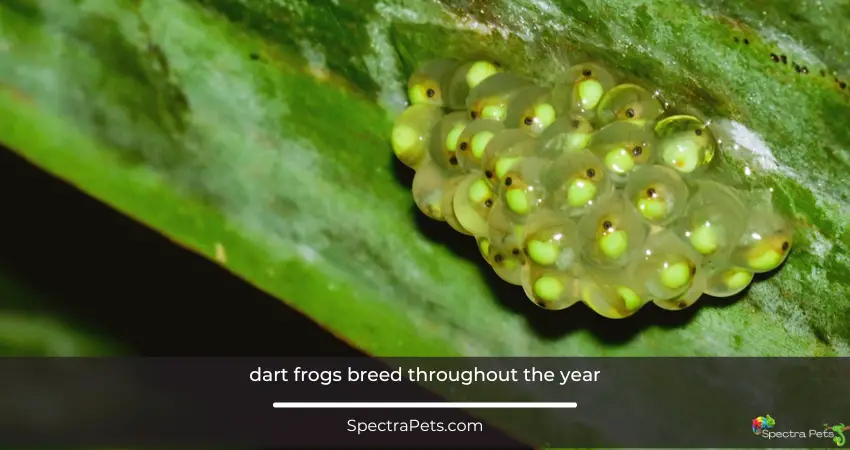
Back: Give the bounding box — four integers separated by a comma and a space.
391, 104, 444, 170
577, 193, 648, 269
535, 116, 595, 159
429, 111, 472, 173
623, 165, 689, 226
543, 150, 614, 217
504, 86, 561, 136
466, 72, 535, 122
453, 172, 496, 237
654, 115, 718, 174
480, 129, 537, 189
580, 267, 648, 319
486, 198, 526, 285
455, 120, 505, 171
553, 62, 617, 117
629, 229, 702, 302
498, 157, 551, 220
730, 208, 793, 273
444, 60, 502, 110
407, 59, 461, 107
588, 121, 656, 184
672, 180, 748, 262
411, 160, 452, 222
391, 58, 794, 317
596, 83, 665, 127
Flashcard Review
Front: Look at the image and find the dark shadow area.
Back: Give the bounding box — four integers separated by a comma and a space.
394, 155, 752, 345
0, 146, 365, 357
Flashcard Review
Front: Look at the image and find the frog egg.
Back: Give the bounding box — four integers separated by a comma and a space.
630, 230, 702, 301
466, 72, 535, 122
535, 116, 595, 159
407, 59, 461, 107
652, 267, 707, 311
596, 83, 665, 127
577, 193, 648, 268
521, 210, 580, 272
543, 150, 614, 217
553, 62, 617, 116
654, 115, 718, 174
521, 264, 582, 310
623, 165, 689, 226
428, 111, 472, 173
485, 198, 526, 285
579, 275, 648, 319
480, 129, 537, 189
498, 157, 551, 220
704, 264, 754, 297
587, 121, 656, 184
455, 120, 505, 172
411, 160, 452, 221
671, 180, 747, 261
391, 104, 444, 170
453, 173, 496, 236
444, 60, 502, 110
504, 86, 561, 136
729, 209, 793, 273
476, 235, 521, 285
440, 175, 472, 235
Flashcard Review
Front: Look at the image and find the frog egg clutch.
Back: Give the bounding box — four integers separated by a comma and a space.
391, 58, 794, 318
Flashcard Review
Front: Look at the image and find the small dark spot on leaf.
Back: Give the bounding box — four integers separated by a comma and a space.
743, 38, 749, 45
524, 117, 534, 125
782, 241, 790, 251
511, 248, 520, 256
484, 170, 493, 178
484, 199, 493, 208
602, 220, 613, 231
733, 37, 739, 43
676, 301, 688, 309
695, 128, 703, 136
249, 52, 260, 60
802, 66, 809, 74
494, 254, 503, 263
794, 64, 802, 73
582, 69, 592, 77
770, 53, 779, 62
780, 55, 788, 64
841, 81, 847, 89
820, 69, 827, 77
504, 177, 513, 186
459, 142, 468, 151
449, 156, 458, 165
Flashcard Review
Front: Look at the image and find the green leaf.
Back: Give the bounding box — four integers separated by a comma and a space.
1, 0, 848, 367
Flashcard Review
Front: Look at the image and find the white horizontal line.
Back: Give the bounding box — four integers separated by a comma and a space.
272, 402, 577, 409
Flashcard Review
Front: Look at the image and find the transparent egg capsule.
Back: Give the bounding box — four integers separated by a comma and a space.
535, 116, 595, 159
630, 230, 702, 301
466, 73, 535, 122
456, 120, 505, 172
577, 193, 648, 269
391, 104, 444, 170
623, 165, 689, 226
654, 115, 718, 174
521, 210, 580, 271
485, 198, 526, 285
652, 267, 707, 311
521, 264, 582, 310
429, 111, 472, 173
543, 150, 614, 217
672, 180, 747, 260
453, 173, 496, 237
411, 160, 452, 221
505, 86, 561, 136
596, 83, 665, 127
730, 208, 793, 273
579, 271, 648, 319
440, 175, 471, 235
587, 121, 656, 184
480, 129, 537, 189
499, 157, 550, 220
407, 59, 461, 107
444, 60, 502, 110
553, 62, 617, 116
704, 264, 754, 297
477, 236, 521, 286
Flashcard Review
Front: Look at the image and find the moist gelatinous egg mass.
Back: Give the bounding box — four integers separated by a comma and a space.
390, 59, 794, 318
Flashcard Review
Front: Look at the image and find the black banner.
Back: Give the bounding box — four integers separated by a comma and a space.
1, 357, 848, 448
